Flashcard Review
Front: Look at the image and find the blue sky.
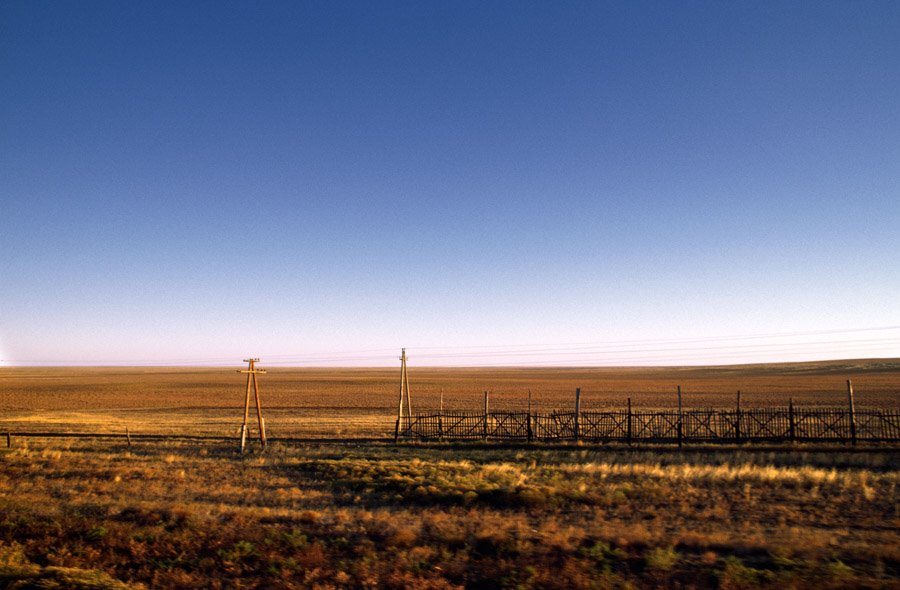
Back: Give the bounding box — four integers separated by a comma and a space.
1, 1, 898, 366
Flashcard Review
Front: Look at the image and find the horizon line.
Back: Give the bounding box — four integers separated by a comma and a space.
2, 356, 898, 370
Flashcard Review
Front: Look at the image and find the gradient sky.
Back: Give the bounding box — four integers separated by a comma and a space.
1, 1, 899, 366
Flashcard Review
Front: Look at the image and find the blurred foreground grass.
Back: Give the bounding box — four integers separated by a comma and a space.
1, 439, 897, 588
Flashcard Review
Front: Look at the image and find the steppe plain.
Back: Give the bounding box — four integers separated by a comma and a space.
2, 359, 898, 438
1, 360, 898, 589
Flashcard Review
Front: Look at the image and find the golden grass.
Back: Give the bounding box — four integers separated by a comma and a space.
3, 361, 897, 587
1, 440, 897, 588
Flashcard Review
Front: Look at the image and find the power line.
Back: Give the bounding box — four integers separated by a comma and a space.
3, 325, 898, 366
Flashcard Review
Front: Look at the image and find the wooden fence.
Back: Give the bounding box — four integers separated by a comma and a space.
398, 407, 900, 443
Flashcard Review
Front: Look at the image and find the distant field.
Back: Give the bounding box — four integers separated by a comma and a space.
1, 359, 898, 438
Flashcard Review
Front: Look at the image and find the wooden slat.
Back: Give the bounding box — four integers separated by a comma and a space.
397, 408, 900, 444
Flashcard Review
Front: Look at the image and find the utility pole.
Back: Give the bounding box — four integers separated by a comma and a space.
394, 348, 412, 441
238, 358, 267, 453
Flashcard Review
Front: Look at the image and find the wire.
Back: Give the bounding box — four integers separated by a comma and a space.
3, 325, 898, 366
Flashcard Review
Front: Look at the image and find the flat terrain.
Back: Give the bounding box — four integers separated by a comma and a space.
1, 359, 899, 437
1, 440, 897, 589
2, 361, 898, 588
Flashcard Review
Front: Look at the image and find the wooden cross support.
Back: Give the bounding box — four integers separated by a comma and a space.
238, 358, 267, 453
394, 348, 412, 441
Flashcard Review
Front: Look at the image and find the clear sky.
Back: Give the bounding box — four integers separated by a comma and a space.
1, 1, 898, 367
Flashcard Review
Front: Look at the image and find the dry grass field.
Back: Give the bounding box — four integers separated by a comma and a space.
1, 360, 899, 588
1, 439, 898, 589
2, 359, 899, 438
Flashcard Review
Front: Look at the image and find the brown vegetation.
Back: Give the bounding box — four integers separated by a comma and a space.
1, 359, 899, 438
1, 439, 898, 589
1, 361, 898, 588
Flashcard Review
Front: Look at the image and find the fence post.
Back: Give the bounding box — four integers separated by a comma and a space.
735, 391, 741, 442
438, 389, 444, 440
574, 388, 581, 441
847, 379, 857, 445
126, 428, 132, 447
526, 390, 533, 442
626, 397, 632, 445
5, 431, 10, 448
483, 391, 489, 440
677, 385, 683, 448
788, 398, 796, 443
393, 418, 400, 443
